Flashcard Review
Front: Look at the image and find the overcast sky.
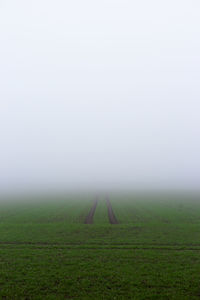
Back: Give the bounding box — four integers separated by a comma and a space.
0, 0, 200, 193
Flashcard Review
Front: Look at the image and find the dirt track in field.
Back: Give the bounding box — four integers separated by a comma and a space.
106, 197, 119, 224
84, 198, 98, 224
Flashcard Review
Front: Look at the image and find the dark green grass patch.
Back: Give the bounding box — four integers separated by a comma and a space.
0, 246, 200, 299
0, 193, 200, 299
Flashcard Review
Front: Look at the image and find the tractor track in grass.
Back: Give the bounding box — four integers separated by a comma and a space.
84, 197, 98, 224
0, 242, 199, 251
106, 197, 119, 224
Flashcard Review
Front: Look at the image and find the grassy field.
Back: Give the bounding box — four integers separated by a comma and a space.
0, 193, 200, 299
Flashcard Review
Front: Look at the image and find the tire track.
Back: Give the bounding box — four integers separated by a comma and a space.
84, 197, 98, 224
106, 197, 119, 224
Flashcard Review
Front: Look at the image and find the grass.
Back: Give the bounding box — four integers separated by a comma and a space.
93, 198, 108, 224
0, 192, 200, 299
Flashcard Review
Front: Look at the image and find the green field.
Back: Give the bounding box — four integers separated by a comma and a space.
0, 193, 200, 299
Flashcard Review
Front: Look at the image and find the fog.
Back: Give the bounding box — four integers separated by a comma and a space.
0, 0, 200, 194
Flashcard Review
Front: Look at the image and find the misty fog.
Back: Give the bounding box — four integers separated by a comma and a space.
0, 0, 200, 194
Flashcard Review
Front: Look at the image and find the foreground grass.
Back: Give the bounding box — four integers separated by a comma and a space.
0, 193, 200, 299
1, 245, 200, 299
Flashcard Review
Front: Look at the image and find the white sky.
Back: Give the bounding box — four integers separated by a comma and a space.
0, 0, 200, 192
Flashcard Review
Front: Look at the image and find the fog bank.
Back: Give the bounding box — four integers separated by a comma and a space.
0, 1, 200, 194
